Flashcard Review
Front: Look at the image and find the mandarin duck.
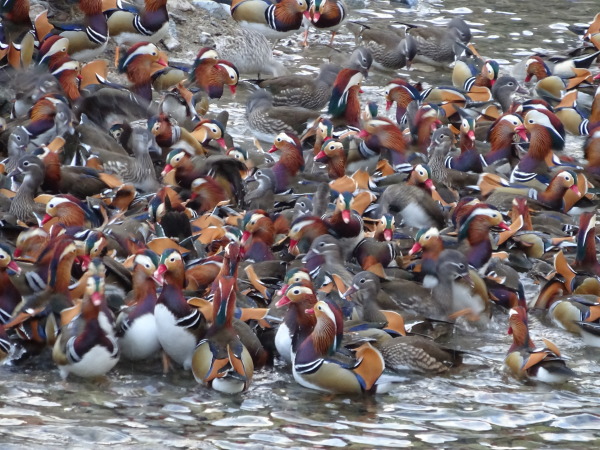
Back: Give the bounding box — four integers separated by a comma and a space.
52, 266, 119, 379
189, 48, 239, 100
116, 250, 161, 361
230, 0, 308, 40
481, 113, 524, 168
35, 0, 109, 61
274, 282, 317, 363
388, 18, 470, 67
0, 0, 36, 69
288, 215, 329, 254
91, 127, 161, 193
303, 0, 347, 46
117, 41, 168, 102
243, 168, 277, 211
505, 306, 576, 383
103, 0, 169, 45
347, 22, 418, 71
0, 243, 22, 325
486, 170, 581, 213
246, 89, 320, 143
6, 155, 47, 225
430, 249, 490, 323
492, 76, 528, 112
328, 68, 363, 128
293, 300, 394, 394
324, 191, 365, 259
377, 183, 446, 229
192, 243, 254, 393
358, 117, 412, 173
265, 131, 306, 193
384, 79, 421, 125
408, 227, 444, 287
154, 248, 207, 370
314, 138, 346, 179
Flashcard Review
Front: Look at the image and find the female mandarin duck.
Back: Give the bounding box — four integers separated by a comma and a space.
302, 0, 347, 46
6, 155, 47, 226
275, 282, 317, 363
377, 182, 446, 229
102, 0, 169, 45
505, 306, 576, 383
35, 0, 109, 61
406, 17, 472, 67
154, 248, 207, 370
116, 250, 161, 361
118, 41, 168, 102
230, 0, 308, 40
189, 48, 239, 100
52, 267, 119, 379
347, 23, 418, 71
192, 243, 254, 393
293, 300, 392, 394
0, 243, 22, 325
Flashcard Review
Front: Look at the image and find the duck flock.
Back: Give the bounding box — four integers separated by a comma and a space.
0, 0, 599, 395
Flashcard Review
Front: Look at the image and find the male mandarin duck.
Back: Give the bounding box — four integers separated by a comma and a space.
35, 0, 109, 61
510, 109, 572, 187
240, 210, 276, 262
385, 79, 421, 125
445, 116, 483, 173
41, 196, 103, 229
147, 113, 205, 155
481, 113, 524, 168
102, 0, 169, 45
118, 41, 168, 102
266, 131, 306, 192
486, 170, 581, 214
505, 306, 576, 383
347, 23, 418, 71
408, 103, 444, 156
189, 48, 239, 100
37, 35, 70, 66
288, 215, 329, 254
162, 150, 246, 205
0, 0, 36, 69
47, 57, 82, 102
154, 248, 207, 370
293, 300, 394, 394
302, 0, 347, 46
324, 191, 365, 259
358, 118, 410, 173
328, 68, 363, 128
275, 282, 317, 363
455, 205, 510, 270
453, 58, 500, 91
0, 243, 22, 325
246, 89, 320, 143
52, 267, 119, 379
116, 250, 161, 361
192, 243, 254, 393
230, 0, 308, 40
314, 138, 346, 179
408, 226, 444, 286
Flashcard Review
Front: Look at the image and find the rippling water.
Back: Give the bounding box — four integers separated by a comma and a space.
2, 0, 600, 448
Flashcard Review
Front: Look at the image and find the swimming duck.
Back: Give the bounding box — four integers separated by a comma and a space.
505, 306, 576, 383
405, 17, 471, 67
154, 248, 207, 370
192, 243, 254, 393
116, 250, 161, 361
293, 300, 391, 394
52, 265, 119, 379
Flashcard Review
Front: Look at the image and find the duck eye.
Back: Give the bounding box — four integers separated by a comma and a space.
507, 82, 514, 86
317, 305, 322, 310
359, 278, 365, 284
15, 135, 21, 141
319, 242, 325, 247
528, 119, 534, 124
293, 289, 300, 295
458, 264, 465, 270
0, 254, 4, 259
564, 175, 570, 181
169, 257, 175, 263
